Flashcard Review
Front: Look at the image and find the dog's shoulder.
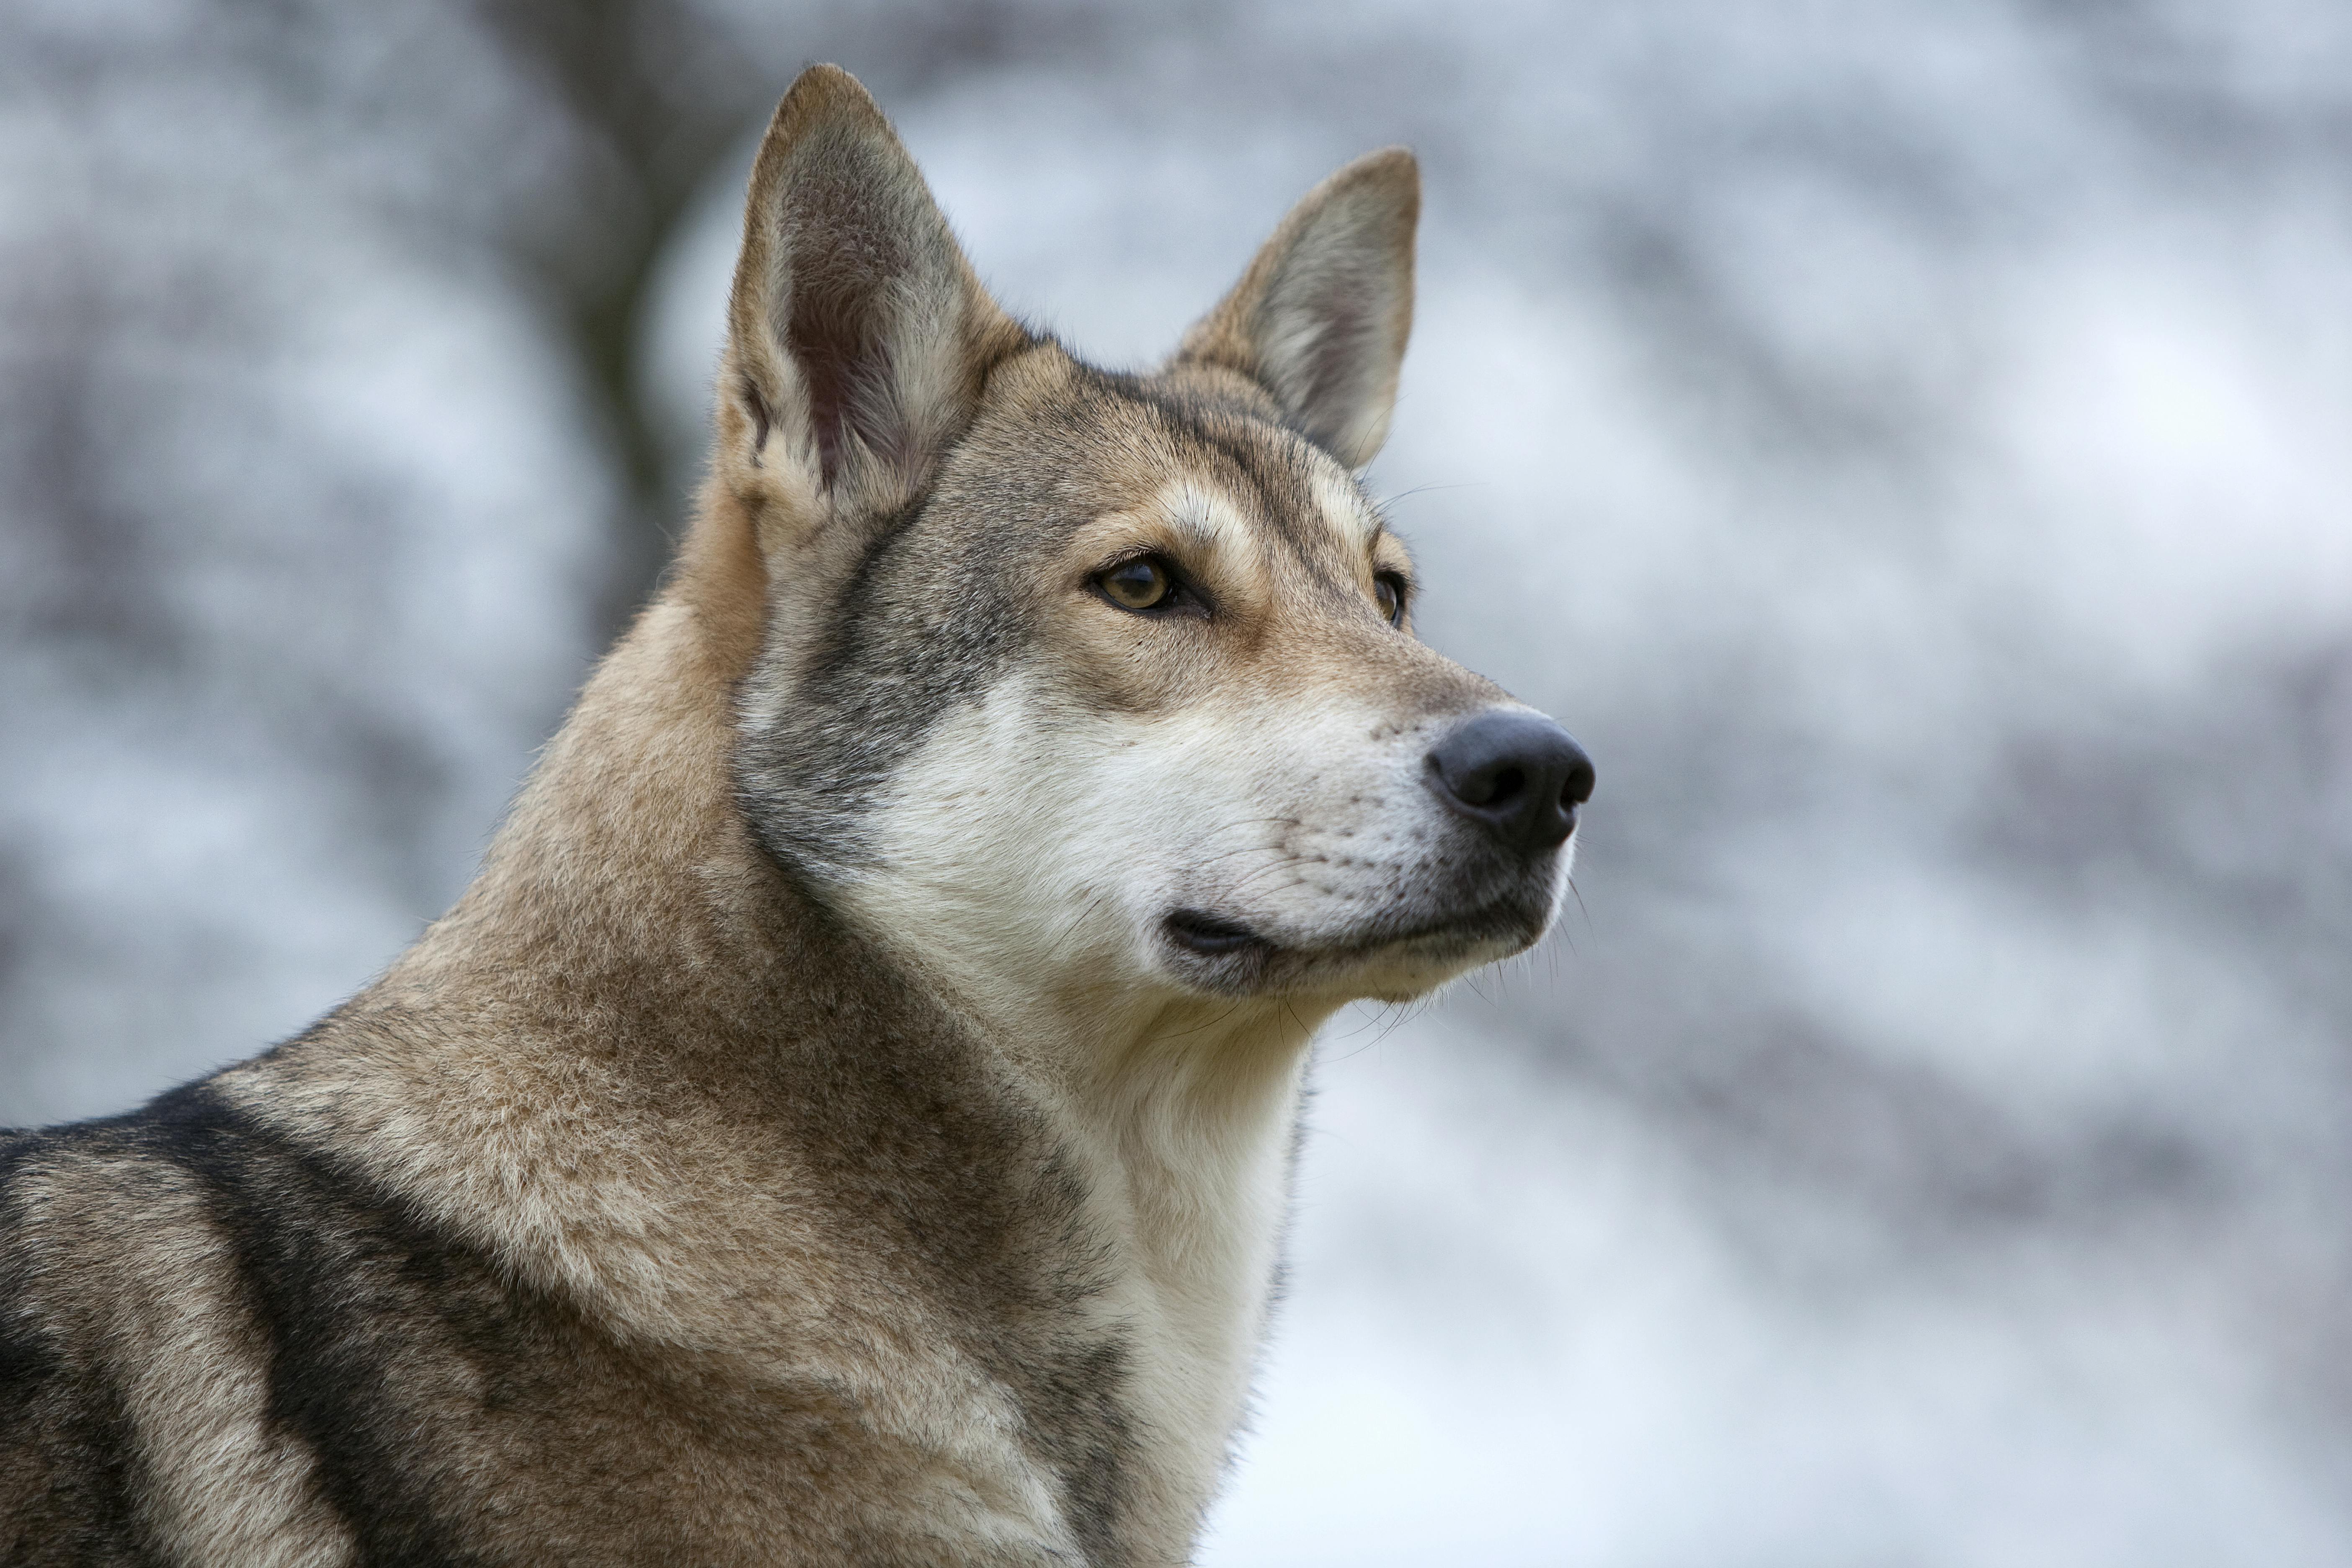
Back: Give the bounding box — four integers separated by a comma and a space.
4, 1050, 1127, 1565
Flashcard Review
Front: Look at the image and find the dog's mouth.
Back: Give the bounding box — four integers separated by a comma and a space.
1159, 890, 1550, 996
1163, 908, 1271, 957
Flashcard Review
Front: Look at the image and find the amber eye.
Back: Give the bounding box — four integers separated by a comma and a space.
1099, 556, 1174, 611
1374, 570, 1408, 628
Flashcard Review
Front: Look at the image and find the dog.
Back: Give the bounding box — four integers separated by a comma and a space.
0, 64, 1592, 1566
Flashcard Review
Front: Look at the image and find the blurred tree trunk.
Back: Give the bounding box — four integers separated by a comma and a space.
470, 0, 773, 637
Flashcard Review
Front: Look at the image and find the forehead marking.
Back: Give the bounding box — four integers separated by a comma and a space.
1157, 480, 1251, 550
1140, 395, 1379, 564
1124, 390, 1311, 552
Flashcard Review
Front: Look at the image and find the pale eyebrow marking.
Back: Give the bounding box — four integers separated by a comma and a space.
1307, 462, 1383, 554
1158, 479, 1251, 549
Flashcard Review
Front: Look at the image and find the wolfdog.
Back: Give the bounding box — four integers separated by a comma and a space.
1, 64, 1592, 1566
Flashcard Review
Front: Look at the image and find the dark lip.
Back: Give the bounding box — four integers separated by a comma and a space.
1306, 901, 1545, 961
1163, 895, 1546, 965
1163, 908, 1271, 956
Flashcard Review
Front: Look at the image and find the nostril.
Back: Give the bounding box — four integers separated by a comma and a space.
1426, 709, 1594, 853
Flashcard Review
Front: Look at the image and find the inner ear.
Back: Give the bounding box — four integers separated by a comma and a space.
1174, 148, 1420, 469
775, 124, 923, 487
787, 262, 870, 487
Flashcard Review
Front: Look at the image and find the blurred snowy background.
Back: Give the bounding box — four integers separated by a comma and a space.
5, 1, 2351, 1561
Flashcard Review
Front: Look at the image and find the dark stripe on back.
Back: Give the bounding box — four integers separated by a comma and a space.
0, 1130, 168, 1566
131, 1082, 506, 1567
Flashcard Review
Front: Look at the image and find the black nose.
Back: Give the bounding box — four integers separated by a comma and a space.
1424, 710, 1595, 853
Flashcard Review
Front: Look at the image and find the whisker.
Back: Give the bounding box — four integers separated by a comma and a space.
1371, 480, 1484, 513
1155, 1001, 1247, 1042
1048, 890, 1114, 961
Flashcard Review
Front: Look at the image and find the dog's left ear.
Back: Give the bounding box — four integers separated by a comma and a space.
720, 65, 1024, 533
1175, 149, 1419, 469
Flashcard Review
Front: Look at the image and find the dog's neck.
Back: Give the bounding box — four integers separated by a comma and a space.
230, 490, 1313, 1555
905, 945, 1328, 1509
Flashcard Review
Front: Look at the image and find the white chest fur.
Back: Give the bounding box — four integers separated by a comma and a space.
1092, 1037, 1308, 1507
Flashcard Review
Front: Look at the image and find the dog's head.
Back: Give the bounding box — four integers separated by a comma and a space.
716, 67, 1591, 1019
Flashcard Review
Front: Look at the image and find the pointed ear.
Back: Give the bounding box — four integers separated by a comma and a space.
1174, 149, 1419, 469
719, 65, 1023, 526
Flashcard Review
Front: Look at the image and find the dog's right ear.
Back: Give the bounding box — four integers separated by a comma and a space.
717, 66, 1022, 544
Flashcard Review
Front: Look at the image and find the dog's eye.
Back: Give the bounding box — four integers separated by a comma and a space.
1374, 570, 1408, 628
1098, 557, 1174, 612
